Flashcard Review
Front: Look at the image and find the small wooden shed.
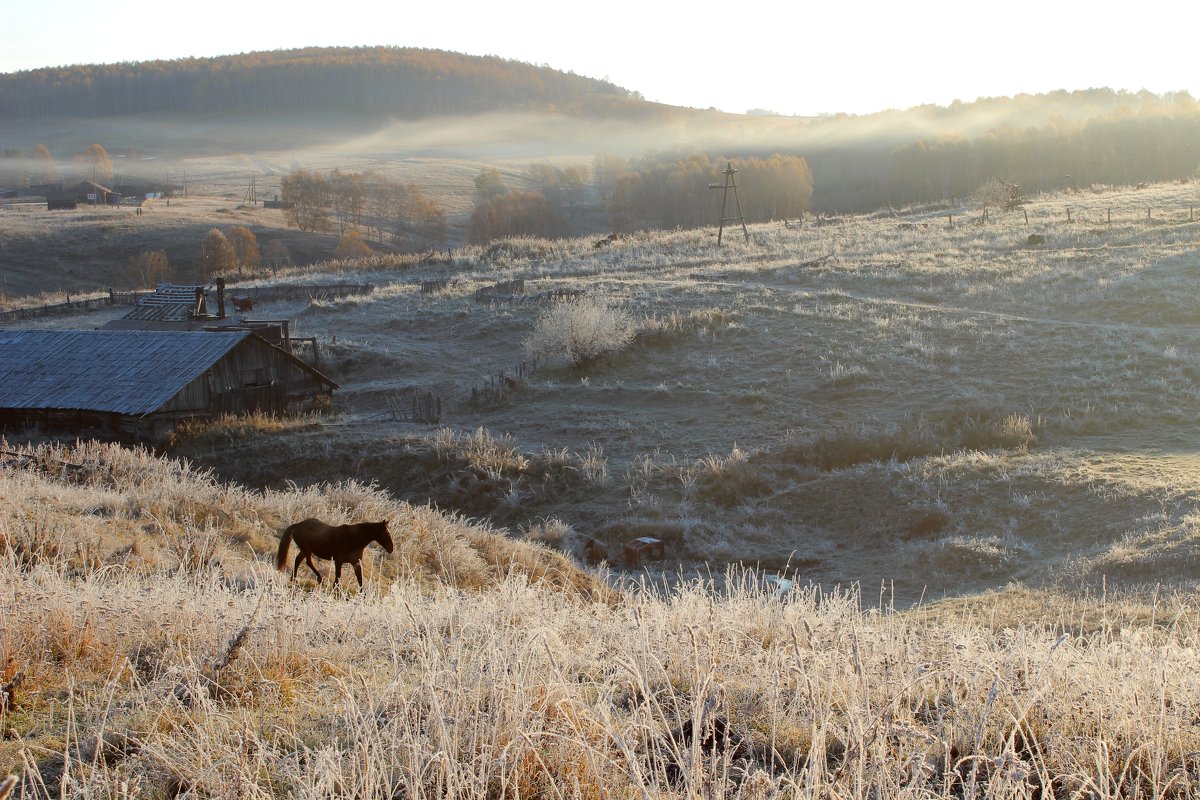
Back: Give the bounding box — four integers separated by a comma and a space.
0, 329, 337, 444
623, 537, 666, 567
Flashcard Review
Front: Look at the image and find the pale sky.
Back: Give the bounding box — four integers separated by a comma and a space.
1, 0, 1193, 117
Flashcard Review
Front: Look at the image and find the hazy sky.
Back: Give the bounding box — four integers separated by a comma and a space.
1, 0, 1192, 116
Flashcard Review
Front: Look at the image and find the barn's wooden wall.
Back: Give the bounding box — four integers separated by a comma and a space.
158, 337, 333, 416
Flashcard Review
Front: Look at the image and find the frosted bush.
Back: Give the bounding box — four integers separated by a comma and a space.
523, 295, 636, 367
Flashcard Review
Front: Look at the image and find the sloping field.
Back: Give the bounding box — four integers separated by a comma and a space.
4, 440, 1200, 798
102, 179, 1199, 605
6, 180, 1200, 604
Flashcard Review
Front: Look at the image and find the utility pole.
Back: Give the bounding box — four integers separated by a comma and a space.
708, 161, 749, 246
243, 176, 258, 206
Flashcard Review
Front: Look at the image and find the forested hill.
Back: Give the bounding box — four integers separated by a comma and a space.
0, 46, 644, 120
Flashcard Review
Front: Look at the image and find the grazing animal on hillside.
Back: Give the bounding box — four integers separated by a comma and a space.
232, 296, 254, 312
275, 518, 394, 587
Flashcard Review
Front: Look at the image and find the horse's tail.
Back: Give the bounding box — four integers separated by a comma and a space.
275, 525, 294, 571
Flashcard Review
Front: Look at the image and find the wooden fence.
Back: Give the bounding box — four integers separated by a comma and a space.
474, 279, 525, 302
0, 283, 374, 325
387, 391, 442, 423
230, 283, 375, 303
468, 361, 536, 412
0, 290, 138, 324
475, 286, 583, 306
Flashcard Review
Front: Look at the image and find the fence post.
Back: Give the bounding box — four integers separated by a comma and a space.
1066, 207, 1071, 224
948, 214, 953, 228
1107, 208, 1111, 224
1023, 208, 1028, 225
1148, 208, 1152, 222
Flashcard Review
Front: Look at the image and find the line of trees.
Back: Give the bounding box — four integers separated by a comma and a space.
279, 169, 446, 251
605, 153, 814, 232
0, 46, 634, 120
463, 154, 813, 244
466, 165, 587, 244
0, 143, 123, 187
884, 104, 1200, 207
798, 89, 1200, 212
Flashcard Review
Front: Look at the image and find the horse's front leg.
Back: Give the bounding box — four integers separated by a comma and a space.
334, 561, 344, 586
352, 561, 364, 588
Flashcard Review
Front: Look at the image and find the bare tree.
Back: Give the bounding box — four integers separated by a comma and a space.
201, 229, 235, 278
78, 143, 113, 181
32, 144, 55, 183
124, 250, 172, 289
228, 226, 261, 271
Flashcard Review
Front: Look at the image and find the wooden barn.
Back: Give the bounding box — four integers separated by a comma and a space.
43, 180, 119, 210
0, 329, 337, 444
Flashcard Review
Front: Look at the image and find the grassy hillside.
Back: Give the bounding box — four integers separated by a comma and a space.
79, 178, 1189, 608
4, 440, 1200, 798
8, 181, 1200, 604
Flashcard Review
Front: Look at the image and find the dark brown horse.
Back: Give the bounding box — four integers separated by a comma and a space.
275, 518, 394, 587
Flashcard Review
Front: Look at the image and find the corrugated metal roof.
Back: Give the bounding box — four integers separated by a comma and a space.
122, 284, 207, 322
0, 330, 251, 415
123, 303, 197, 321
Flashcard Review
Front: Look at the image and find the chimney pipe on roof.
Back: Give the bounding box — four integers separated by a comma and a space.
215, 277, 226, 319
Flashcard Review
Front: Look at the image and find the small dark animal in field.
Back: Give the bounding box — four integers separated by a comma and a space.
232, 296, 254, 312
662, 714, 752, 785
593, 233, 624, 248
275, 518, 394, 587
583, 537, 607, 565
1026, 233, 1047, 246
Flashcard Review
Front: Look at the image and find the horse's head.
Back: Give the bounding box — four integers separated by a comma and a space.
375, 520, 395, 553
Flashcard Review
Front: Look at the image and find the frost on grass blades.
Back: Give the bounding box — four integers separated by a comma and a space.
5, 458, 1200, 800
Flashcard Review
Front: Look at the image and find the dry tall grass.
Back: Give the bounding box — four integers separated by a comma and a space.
4, 441, 1200, 798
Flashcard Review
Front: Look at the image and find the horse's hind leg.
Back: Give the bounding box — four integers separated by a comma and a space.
334, 561, 344, 586
352, 562, 364, 588
297, 552, 322, 584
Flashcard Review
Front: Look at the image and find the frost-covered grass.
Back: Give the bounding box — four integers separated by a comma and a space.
5, 444, 1200, 799
13, 182, 1200, 620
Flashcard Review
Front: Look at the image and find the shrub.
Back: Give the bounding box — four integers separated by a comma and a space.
692, 446, 772, 507
520, 517, 572, 547
478, 236, 563, 264
336, 231, 372, 260
971, 178, 1021, 210
524, 295, 636, 367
